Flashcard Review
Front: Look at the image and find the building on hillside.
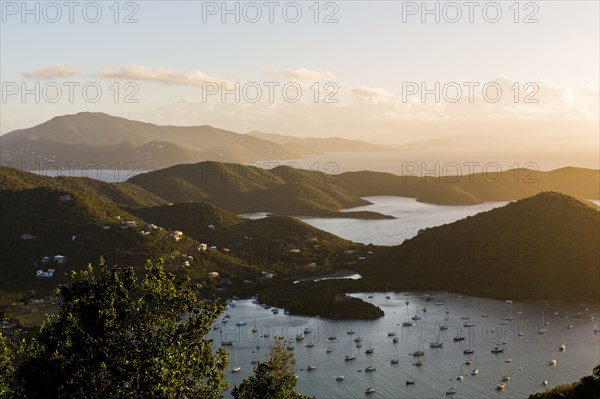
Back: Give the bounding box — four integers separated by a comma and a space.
59, 194, 74, 202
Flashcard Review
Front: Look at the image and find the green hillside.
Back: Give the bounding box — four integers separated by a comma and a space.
357, 191, 600, 300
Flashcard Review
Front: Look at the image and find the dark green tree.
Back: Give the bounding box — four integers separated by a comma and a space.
231, 337, 313, 399
13, 258, 228, 399
0, 332, 20, 399
528, 364, 600, 399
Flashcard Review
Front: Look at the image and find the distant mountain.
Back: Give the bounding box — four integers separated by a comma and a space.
128, 162, 394, 219
360, 192, 600, 301
249, 131, 396, 153
1, 112, 398, 170
335, 167, 600, 205
0, 112, 304, 168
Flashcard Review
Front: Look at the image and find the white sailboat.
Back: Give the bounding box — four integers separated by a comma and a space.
232, 355, 241, 373
538, 311, 548, 334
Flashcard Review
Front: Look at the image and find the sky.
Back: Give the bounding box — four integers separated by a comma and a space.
1, 1, 598, 157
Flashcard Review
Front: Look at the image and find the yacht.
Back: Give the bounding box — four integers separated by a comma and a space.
440, 324, 448, 331
295, 334, 304, 341
412, 349, 425, 357
496, 383, 506, 391
412, 315, 421, 321
271, 308, 279, 314
594, 324, 600, 333
365, 387, 376, 394
471, 368, 479, 376
387, 331, 396, 337
559, 344, 566, 352
491, 346, 504, 354
365, 365, 376, 372
453, 336, 465, 342
304, 327, 311, 334
391, 357, 399, 364
430, 341, 444, 348
305, 342, 315, 348
402, 321, 414, 327
326, 346, 332, 353
414, 359, 424, 367
463, 348, 474, 355
232, 355, 241, 373
446, 387, 457, 395
353, 336, 363, 342
393, 337, 399, 343
365, 347, 374, 354
406, 379, 415, 385
335, 375, 345, 381
456, 365, 464, 381
344, 354, 356, 361
347, 328, 355, 335
538, 311, 549, 334
307, 364, 317, 371
548, 359, 557, 366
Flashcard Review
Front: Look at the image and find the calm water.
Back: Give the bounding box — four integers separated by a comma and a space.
211, 294, 600, 399
244, 196, 510, 246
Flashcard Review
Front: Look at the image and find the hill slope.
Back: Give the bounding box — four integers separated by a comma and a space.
359, 192, 600, 300
335, 167, 600, 205
128, 162, 393, 218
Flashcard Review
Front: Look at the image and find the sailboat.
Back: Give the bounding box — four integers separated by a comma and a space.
456, 365, 464, 381
594, 323, 600, 333
446, 378, 457, 395
471, 357, 479, 375
335, 375, 345, 381
463, 339, 474, 355
504, 301, 515, 320
345, 344, 356, 361
232, 355, 241, 372
391, 348, 399, 364
538, 311, 548, 334
326, 345, 332, 353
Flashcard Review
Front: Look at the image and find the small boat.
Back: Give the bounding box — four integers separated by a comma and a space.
304, 327, 311, 334
271, 308, 279, 314
412, 315, 421, 321
353, 336, 363, 342
251, 326, 258, 333
430, 342, 443, 348
365, 365, 376, 372
306, 342, 315, 348
463, 348, 474, 355
368, 294, 374, 299
236, 321, 246, 326
425, 294, 432, 302
356, 342, 363, 348
365, 347, 374, 354
440, 324, 449, 331
453, 336, 465, 342
559, 344, 566, 352
548, 359, 556, 366
422, 307, 427, 312
414, 359, 423, 367
405, 300, 410, 305
464, 359, 472, 365
505, 359, 512, 363
542, 380, 548, 387
344, 354, 356, 361
463, 321, 475, 327
284, 310, 290, 315
391, 358, 399, 364
412, 350, 425, 357
568, 324, 574, 329
496, 383, 506, 391
491, 346, 504, 354
538, 311, 548, 334
594, 324, 600, 333
365, 387, 375, 394
295, 334, 304, 341
224, 314, 232, 318
471, 369, 479, 376
307, 364, 317, 371
335, 375, 345, 381
501, 375, 511, 382
402, 322, 414, 327
406, 379, 415, 385
232, 355, 241, 373
456, 365, 464, 381
326, 346, 332, 353
347, 329, 355, 335
386, 295, 391, 300
328, 335, 336, 341
393, 337, 399, 343
435, 301, 444, 306
446, 387, 457, 395
387, 331, 396, 337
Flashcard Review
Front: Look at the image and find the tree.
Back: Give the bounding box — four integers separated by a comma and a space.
13, 258, 229, 399
528, 364, 600, 399
232, 337, 313, 399
0, 332, 20, 399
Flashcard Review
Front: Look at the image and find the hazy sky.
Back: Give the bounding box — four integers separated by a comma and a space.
1, 1, 598, 152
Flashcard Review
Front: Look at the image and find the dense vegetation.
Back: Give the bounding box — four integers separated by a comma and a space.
528, 365, 600, 399
2, 259, 229, 399
355, 192, 600, 301
232, 338, 314, 399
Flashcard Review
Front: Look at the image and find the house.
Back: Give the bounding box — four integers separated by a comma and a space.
172, 231, 184, 241
344, 250, 356, 255
198, 243, 208, 252
289, 248, 300, 253
222, 248, 230, 253
36, 268, 55, 278
20, 233, 35, 240
125, 221, 137, 228
307, 262, 317, 268
208, 272, 219, 278
210, 246, 218, 252
53, 255, 66, 264
182, 261, 190, 267
207, 224, 215, 230
146, 224, 158, 230
59, 194, 73, 202
103, 225, 111, 230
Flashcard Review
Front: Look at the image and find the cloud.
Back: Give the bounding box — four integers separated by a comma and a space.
261, 67, 335, 81
99, 65, 234, 88
22, 64, 84, 80
347, 86, 392, 99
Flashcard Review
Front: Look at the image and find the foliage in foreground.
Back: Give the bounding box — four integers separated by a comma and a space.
232, 337, 313, 399
528, 364, 600, 399
6, 258, 229, 399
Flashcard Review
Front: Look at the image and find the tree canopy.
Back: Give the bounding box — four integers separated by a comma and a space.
11, 258, 229, 399
232, 337, 313, 399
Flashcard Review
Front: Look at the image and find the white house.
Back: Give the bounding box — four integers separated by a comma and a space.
59, 194, 73, 202
210, 246, 218, 252
172, 231, 184, 241
53, 255, 66, 264
198, 243, 208, 252
207, 224, 215, 230
208, 271, 219, 278
289, 248, 300, 254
